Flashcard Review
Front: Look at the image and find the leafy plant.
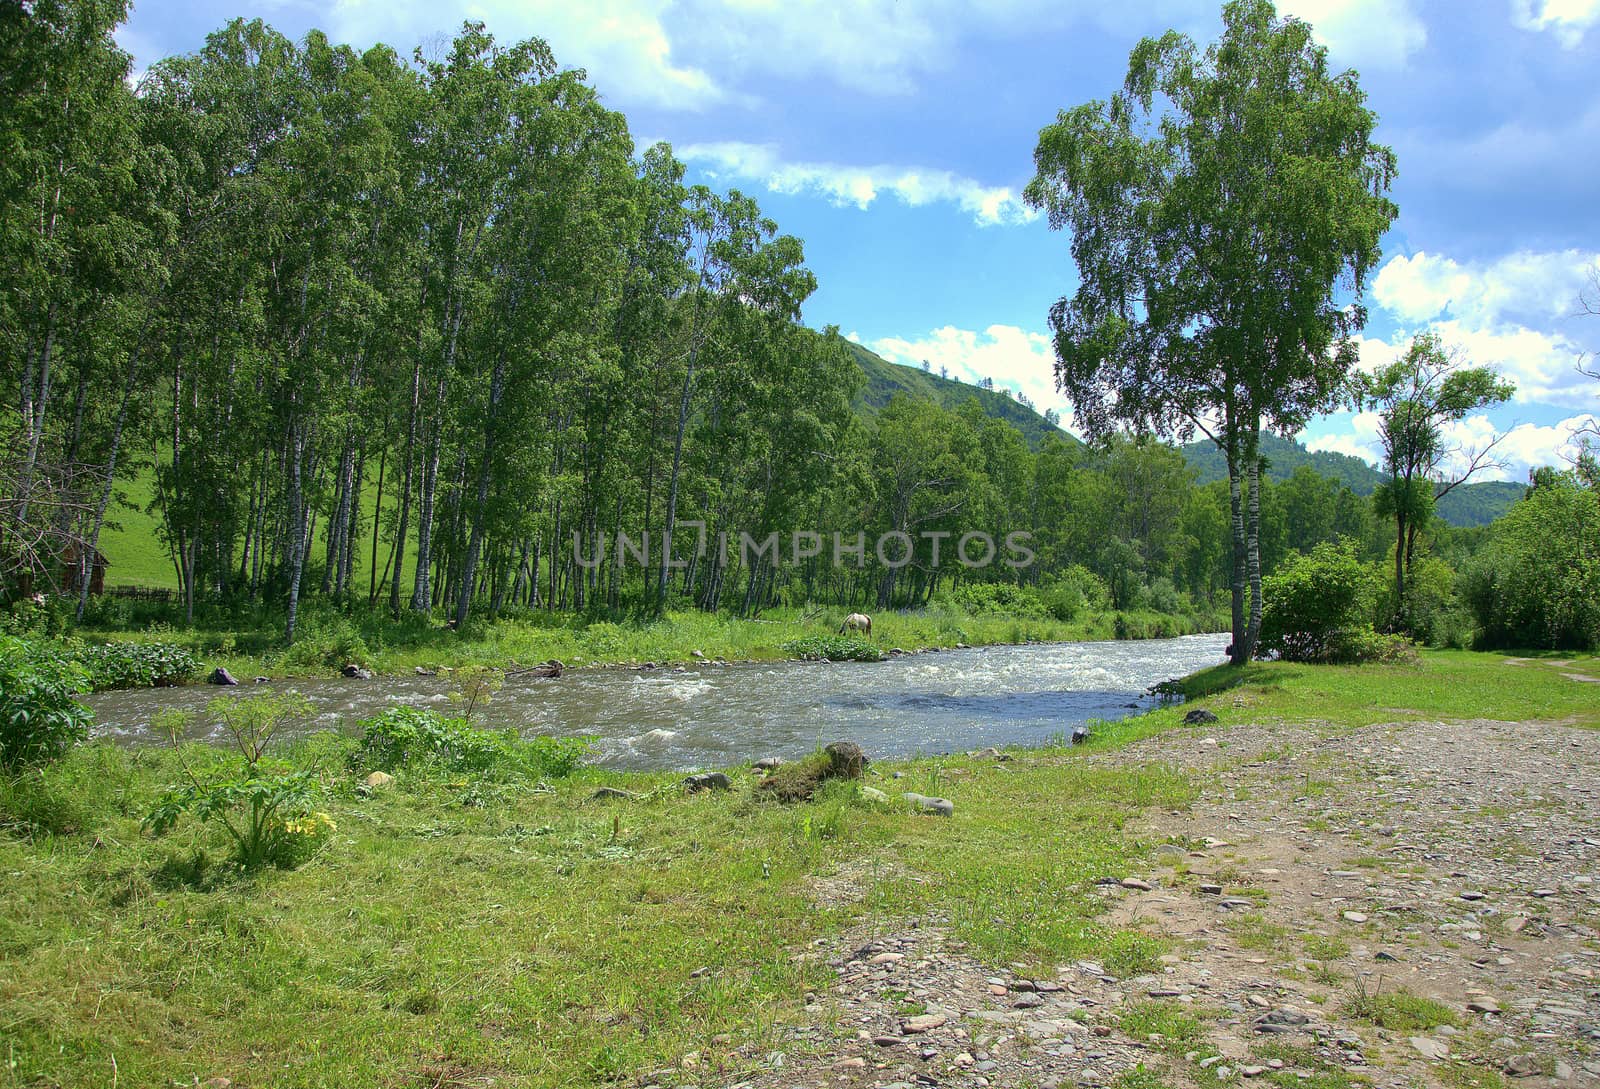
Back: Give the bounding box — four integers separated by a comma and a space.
1463, 471, 1600, 650
353, 706, 588, 780
74, 641, 199, 689
144, 693, 331, 870
1257, 542, 1398, 663
781, 635, 883, 662
0, 636, 93, 770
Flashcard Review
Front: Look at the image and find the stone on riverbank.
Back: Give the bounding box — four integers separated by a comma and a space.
903, 792, 954, 817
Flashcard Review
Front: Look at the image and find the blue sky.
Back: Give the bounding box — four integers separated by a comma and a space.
116, 0, 1600, 479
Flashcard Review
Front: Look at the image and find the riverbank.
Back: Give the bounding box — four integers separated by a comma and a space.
64, 601, 1228, 682
2, 650, 1594, 1088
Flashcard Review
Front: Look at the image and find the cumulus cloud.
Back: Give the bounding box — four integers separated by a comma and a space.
308, 0, 1436, 112
1364, 249, 1600, 409
1277, 0, 1427, 70
678, 142, 1038, 227
1305, 410, 1599, 481
326, 0, 734, 110
1513, 0, 1600, 47
1373, 250, 1600, 327
863, 324, 1074, 427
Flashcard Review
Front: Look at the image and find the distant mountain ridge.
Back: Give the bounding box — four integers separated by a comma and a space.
1178, 432, 1522, 528
844, 343, 1520, 528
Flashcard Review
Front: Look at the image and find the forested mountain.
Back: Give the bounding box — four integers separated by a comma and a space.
1180, 433, 1383, 492
847, 342, 1070, 450
1179, 433, 1522, 527
1434, 481, 1527, 528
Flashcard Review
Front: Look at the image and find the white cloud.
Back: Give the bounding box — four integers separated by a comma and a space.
1365, 249, 1600, 409
1277, 0, 1427, 70
327, 0, 734, 110
678, 142, 1038, 227
1513, 0, 1600, 47
1306, 410, 1599, 481
1304, 410, 1384, 465
1373, 250, 1600, 327
683, 0, 946, 95
864, 324, 1073, 427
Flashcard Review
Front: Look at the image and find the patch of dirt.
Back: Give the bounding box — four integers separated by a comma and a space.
701, 718, 1600, 1089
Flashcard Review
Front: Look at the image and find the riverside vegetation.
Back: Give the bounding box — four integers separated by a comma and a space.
2, 651, 1598, 1088
7, 2, 1600, 1087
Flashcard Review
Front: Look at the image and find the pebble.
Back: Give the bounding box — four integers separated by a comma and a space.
1120, 877, 1153, 891
901, 1013, 947, 1034
1410, 1036, 1450, 1061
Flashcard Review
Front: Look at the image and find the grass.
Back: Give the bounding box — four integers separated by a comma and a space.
0, 730, 1191, 1088
1171, 649, 1600, 729
1344, 983, 1460, 1031
66, 597, 1225, 681
1117, 1000, 1211, 1054
2, 646, 1593, 1086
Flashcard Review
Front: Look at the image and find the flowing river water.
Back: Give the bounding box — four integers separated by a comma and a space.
85, 634, 1229, 771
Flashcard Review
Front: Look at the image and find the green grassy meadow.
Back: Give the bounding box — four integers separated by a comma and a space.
1, 649, 1595, 1087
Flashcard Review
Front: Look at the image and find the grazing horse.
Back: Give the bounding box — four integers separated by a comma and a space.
838, 612, 872, 637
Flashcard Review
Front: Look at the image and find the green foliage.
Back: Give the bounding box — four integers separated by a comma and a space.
1463, 473, 1600, 649
144, 693, 330, 870
1344, 983, 1459, 1031
1374, 556, 1472, 648
946, 581, 1055, 619
781, 635, 884, 662
1117, 1000, 1209, 1053
1257, 542, 1395, 663
0, 636, 93, 770
850, 341, 1068, 450
73, 641, 199, 689
352, 706, 588, 780
1027, 0, 1398, 662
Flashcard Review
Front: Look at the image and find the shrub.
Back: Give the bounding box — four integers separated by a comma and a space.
144, 693, 331, 870
1257, 542, 1393, 663
782, 635, 883, 662
1462, 473, 1600, 650
946, 582, 1051, 619
75, 642, 199, 689
352, 706, 588, 780
0, 636, 93, 770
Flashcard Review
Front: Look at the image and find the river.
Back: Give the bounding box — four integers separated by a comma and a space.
85, 633, 1228, 770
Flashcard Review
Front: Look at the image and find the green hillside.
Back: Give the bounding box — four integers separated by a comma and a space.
1180, 432, 1383, 493
1435, 480, 1527, 527
1178, 432, 1523, 528
847, 341, 1071, 450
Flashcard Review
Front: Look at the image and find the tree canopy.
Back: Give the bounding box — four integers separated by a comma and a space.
1025, 0, 1397, 662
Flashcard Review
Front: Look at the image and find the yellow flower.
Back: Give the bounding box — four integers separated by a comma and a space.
282, 811, 336, 836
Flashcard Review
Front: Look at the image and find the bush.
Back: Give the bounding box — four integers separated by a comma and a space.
352, 706, 588, 780
781, 635, 884, 662
1257, 542, 1394, 663
144, 693, 331, 870
1374, 556, 1471, 646
75, 642, 200, 689
946, 582, 1051, 619
1462, 473, 1600, 650
0, 636, 93, 770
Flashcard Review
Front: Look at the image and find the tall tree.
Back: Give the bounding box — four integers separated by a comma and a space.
1355, 332, 1513, 626
1025, 0, 1397, 663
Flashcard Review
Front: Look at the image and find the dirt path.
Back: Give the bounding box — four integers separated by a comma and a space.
700, 718, 1600, 1089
